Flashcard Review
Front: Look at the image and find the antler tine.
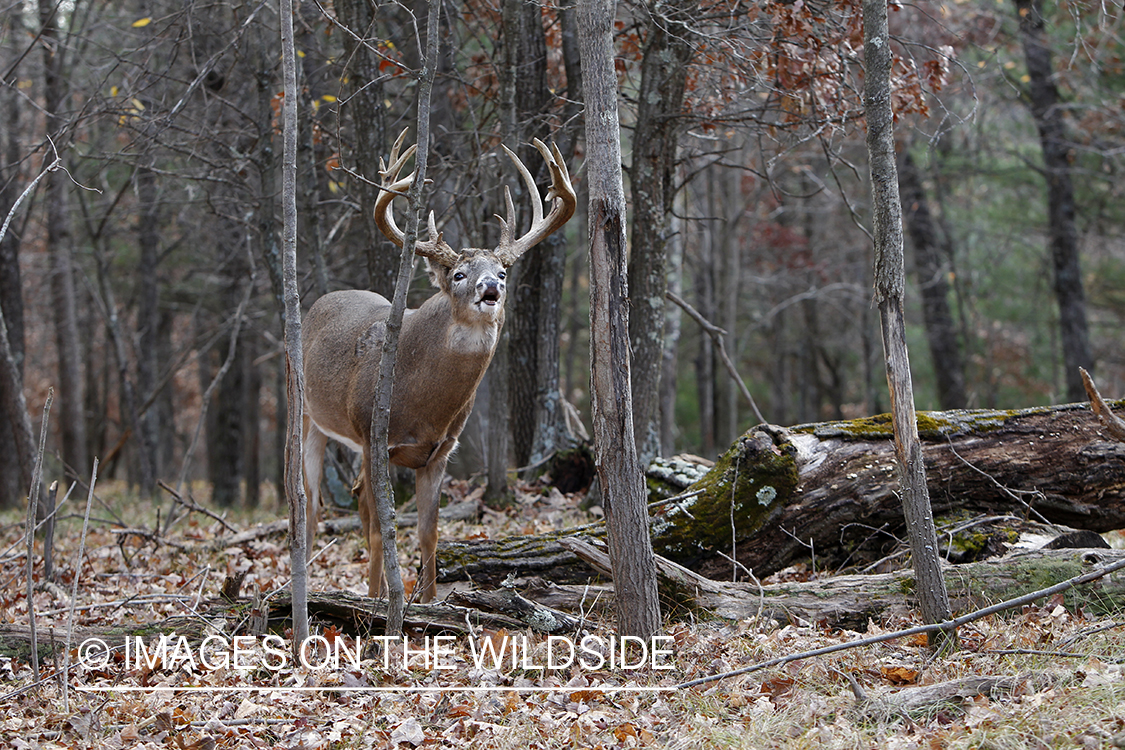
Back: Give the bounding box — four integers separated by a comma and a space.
373, 131, 456, 265
414, 210, 460, 267
496, 139, 577, 267
374, 132, 417, 249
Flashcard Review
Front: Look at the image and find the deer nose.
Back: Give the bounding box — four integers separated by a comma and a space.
478, 276, 503, 305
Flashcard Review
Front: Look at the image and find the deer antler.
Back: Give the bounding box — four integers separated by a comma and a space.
373, 130, 460, 268
495, 139, 577, 267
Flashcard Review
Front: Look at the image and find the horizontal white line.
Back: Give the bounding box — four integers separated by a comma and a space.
75, 684, 674, 694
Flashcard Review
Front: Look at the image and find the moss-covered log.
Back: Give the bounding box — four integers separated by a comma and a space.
670, 401, 1125, 581
558, 537, 1125, 631
437, 401, 1125, 583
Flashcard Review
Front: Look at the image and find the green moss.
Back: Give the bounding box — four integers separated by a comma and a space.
790, 405, 1063, 441
651, 428, 799, 558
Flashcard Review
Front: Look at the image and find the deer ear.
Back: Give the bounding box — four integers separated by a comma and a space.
422, 257, 448, 290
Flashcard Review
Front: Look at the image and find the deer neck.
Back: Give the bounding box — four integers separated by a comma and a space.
411, 294, 503, 360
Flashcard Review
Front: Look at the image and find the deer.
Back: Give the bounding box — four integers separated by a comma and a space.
301, 132, 576, 603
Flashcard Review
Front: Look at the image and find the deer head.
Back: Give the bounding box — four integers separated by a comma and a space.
374, 129, 576, 285
301, 131, 575, 603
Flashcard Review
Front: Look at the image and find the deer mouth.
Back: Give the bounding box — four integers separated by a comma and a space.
477, 288, 502, 308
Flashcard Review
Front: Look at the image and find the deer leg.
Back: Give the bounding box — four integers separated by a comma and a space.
301, 415, 328, 557
357, 444, 385, 599
414, 438, 457, 603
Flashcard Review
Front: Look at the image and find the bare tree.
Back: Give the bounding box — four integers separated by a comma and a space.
38, 0, 88, 480
1015, 0, 1093, 402
864, 0, 953, 641
628, 0, 699, 464
899, 149, 966, 409
578, 0, 661, 638
281, 0, 309, 648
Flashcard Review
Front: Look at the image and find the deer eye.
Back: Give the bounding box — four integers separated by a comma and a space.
453, 272, 466, 282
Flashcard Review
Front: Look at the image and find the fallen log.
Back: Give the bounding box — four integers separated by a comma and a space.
555, 538, 1125, 631
437, 401, 1125, 583
0, 589, 568, 664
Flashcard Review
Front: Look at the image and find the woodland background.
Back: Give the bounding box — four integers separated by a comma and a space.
1, 0, 1123, 510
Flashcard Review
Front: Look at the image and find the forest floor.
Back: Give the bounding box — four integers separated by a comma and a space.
3, 477, 1125, 749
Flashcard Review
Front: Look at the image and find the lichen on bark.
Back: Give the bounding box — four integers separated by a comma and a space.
650, 426, 799, 562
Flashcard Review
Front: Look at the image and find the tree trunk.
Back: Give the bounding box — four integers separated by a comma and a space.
208, 296, 245, 507
660, 206, 684, 457
503, 0, 568, 469
627, 0, 698, 465
864, 0, 952, 634
1015, 0, 1092, 403
438, 401, 1125, 586
578, 0, 661, 638
135, 164, 161, 495
39, 0, 89, 481
280, 0, 309, 647
335, 0, 391, 297
899, 149, 966, 409
0, 7, 29, 507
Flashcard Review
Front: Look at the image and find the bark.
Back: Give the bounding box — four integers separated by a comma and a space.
659, 206, 684, 457
437, 400, 1125, 584
0, 10, 24, 373
579, 0, 662, 638
335, 0, 391, 296
864, 0, 952, 633
134, 165, 160, 495
558, 0, 586, 429
899, 150, 966, 410
0, 308, 33, 509
627, 0, 698, 464
693, 236, 716, 456
0, 6, 26, 508
503, 0, 568, 469
207, 299, 245, 507
1015, 0, 1092, 402
280, 0, 309, 647
242, 332, 261, 507
39, 0, 88, 481
253, 18, 283, 309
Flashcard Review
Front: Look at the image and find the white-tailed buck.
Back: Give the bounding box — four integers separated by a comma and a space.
301, 132, 575, 602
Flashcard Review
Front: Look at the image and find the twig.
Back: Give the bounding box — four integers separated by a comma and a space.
646, 488, 706, 510
666, 289, 765, 424
944, 438, 1051, 525
25, 388, 53, 683
158, 481, 237, 534
675, 553, 1125, 690
63, 458, 98, 713
36, 594, 200, 618
169, 276, 254, 525
0, 142, 61, 247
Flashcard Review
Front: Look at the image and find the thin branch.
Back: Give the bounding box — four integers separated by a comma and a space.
62, 458, 97, 713
666, 289, 765, 424
157, 481, 237, 534
24, 388, 53, 683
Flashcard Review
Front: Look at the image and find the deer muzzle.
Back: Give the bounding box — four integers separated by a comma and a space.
477, 278, 504, 307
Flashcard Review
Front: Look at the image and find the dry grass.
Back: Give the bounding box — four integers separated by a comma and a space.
2, 480, 1125, 748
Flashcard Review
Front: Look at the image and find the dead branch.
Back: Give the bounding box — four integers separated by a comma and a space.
1081, 367, 1125, 441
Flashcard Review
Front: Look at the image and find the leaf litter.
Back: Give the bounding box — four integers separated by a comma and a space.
2, 479, 1125, 748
